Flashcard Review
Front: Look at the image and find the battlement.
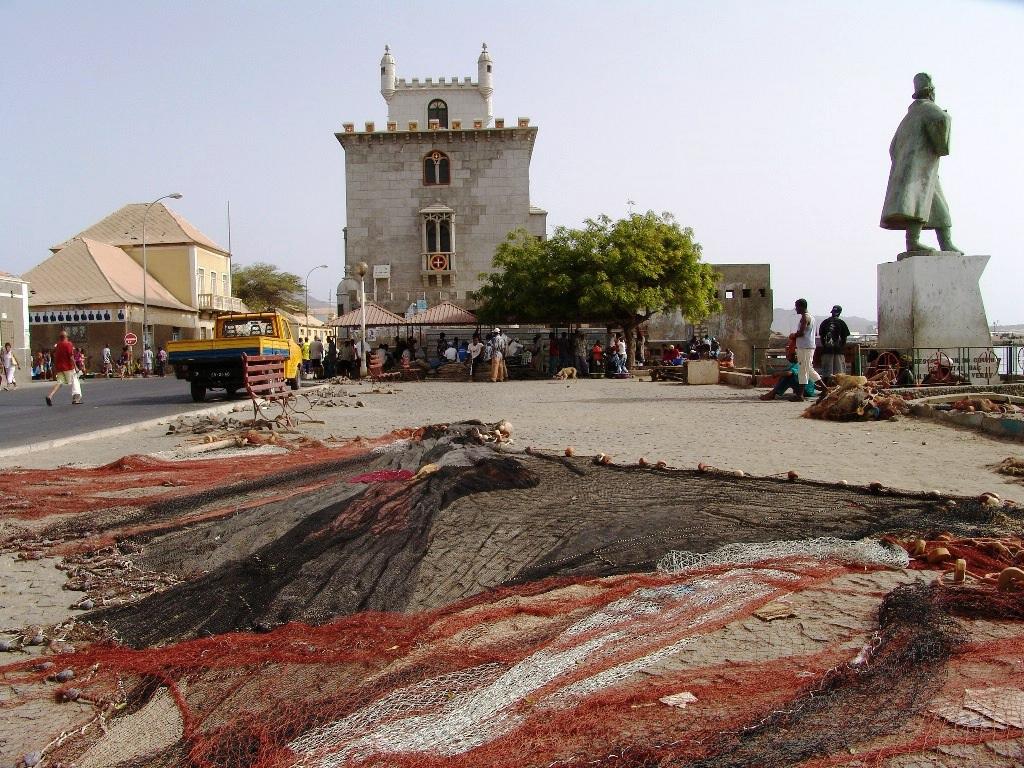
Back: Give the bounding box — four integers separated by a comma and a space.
339, 117, 532, 136
395, 76, 479, 89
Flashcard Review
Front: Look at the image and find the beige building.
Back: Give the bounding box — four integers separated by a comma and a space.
26, 203, 244, 361
0, 271, 31, 370
337, 45, 546, 315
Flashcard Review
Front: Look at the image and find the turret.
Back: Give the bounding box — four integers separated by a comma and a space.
477, 43, 493, 125
380, 45, 396, 102
477, 43, 493, 99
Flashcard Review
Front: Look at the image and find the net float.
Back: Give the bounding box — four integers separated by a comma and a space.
496, 420, 513, 437
996, 567, 1024, 592
953, 558, 966, 583
564, 447, 575, 457
697, 463, 709, 472
599, 454, 612, 465
910, 539, 927, 557
655, 461, 667, 468
926, 547, 952, 564
869, 482, 884, 494
59, 687, 82, 702
638, 457, 648, 466
982, 496, 1002, 508
980, 491, 1001, 503
787, 471, 799, 481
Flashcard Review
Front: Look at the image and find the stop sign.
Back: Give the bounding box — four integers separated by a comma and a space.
124, 332, 138, 346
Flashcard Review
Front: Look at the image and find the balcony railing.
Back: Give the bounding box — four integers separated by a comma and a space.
198, 294, 246, 313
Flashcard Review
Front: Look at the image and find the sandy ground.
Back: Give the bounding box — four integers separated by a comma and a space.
1, 379, 1020, 498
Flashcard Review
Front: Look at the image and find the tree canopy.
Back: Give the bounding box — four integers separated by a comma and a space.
231, 262, 304, 313
475, 211, 720, 363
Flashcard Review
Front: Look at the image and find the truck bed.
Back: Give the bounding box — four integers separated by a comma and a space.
167, 337, 292, 361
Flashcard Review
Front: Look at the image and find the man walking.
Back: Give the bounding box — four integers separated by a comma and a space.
490, 327, 508, 382
791, 299, 826, 401
46, 331, 82, 406
818, 305, 851, 383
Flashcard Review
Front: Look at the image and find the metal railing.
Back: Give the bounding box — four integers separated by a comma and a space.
751, 343, 1024, 383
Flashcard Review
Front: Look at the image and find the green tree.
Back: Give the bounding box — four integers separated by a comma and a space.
475, 211, 720, 366
231, 262, 304, 313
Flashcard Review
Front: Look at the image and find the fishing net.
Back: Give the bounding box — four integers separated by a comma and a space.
2, 425, 1023, 767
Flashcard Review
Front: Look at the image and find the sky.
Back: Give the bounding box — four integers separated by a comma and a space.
2, 0, 1022, 323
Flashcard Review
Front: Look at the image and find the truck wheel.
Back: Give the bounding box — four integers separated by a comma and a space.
190, 383, 207, 402
289, 377, 299, 391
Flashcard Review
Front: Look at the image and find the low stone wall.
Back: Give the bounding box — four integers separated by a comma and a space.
719, 370, 753, 387
909, 402, 1024, 442
890, 383, 1024, 400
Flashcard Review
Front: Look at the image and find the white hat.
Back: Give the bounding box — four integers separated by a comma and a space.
493, 327, 501, 334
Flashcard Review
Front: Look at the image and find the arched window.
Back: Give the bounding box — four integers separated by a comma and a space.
423, 150, 450, 185
425, 219, 452, 252
427, 99, 448, 128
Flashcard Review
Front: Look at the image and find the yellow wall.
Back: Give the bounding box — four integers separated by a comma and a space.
195, 247, 232, 296
124, 245, 193, 306
124, 244, 232, 306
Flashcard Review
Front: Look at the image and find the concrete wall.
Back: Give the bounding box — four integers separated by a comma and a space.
706, 264, 773, 368
339, 126, 540, 313
645, 263, 773, 369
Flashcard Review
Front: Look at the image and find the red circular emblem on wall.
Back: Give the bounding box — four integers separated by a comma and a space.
429, 254, 449, 271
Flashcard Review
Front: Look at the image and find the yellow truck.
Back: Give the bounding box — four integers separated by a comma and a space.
167, 311, 302, 402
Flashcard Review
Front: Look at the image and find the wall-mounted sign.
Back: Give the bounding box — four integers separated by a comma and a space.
373, 264, 391, 279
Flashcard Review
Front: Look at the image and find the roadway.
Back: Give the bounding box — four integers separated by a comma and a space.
0, 374, 239, 450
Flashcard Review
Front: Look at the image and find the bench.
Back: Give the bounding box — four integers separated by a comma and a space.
242, 353, 292, 424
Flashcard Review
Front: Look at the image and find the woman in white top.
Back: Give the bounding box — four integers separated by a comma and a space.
2, 343, 18, 389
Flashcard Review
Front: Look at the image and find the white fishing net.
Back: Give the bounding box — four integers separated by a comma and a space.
371, 438, 412, 454
657, 537, 910, 574
288, 567, 788, 766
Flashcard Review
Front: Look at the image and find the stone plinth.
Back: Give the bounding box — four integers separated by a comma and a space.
685, 359, 720, 384
877, 252, 995, 384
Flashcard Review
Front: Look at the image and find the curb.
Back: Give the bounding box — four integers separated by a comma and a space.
0, 401, 241, 461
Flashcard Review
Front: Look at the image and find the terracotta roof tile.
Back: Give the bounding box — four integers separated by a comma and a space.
330, 302, 406, 327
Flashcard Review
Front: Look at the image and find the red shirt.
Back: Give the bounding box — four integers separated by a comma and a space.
54, 340, 75, 373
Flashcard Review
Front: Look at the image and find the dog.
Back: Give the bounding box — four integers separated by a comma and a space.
832, 373, 868, 392
554, 367, 578, 380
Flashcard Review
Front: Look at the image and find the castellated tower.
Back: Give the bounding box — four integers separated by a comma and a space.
337, 44, 547, 314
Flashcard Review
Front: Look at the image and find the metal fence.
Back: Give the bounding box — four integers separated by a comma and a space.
751, 342, 1024, 383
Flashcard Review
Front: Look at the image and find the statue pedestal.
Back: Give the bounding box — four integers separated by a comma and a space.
877, 252, 995, 384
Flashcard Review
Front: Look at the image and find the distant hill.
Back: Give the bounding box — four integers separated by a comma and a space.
771, 308, 875, 335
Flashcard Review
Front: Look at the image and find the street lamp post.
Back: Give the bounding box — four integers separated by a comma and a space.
304, 264, 329, 339
142, 192, 182, 348
356, 261, 369, 377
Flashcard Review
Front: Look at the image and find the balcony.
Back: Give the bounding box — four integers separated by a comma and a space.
198, 294, 247, 313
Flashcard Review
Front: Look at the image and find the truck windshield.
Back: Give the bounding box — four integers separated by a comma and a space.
222, 319, 273, 337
